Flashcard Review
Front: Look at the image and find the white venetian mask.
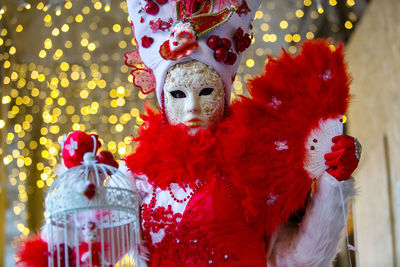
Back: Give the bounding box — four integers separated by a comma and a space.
164, 61, 225, 135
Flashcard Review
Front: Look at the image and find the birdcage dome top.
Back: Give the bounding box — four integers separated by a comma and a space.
45, 152, 139, 227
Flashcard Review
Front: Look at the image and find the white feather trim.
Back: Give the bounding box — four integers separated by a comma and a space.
269, 172, 355, 267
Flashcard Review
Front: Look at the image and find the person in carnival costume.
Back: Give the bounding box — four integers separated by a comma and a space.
16, 0, 362, 266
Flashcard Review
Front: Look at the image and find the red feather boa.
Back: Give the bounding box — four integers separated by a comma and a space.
128, 40, 352, 236
15, 235, 49, 267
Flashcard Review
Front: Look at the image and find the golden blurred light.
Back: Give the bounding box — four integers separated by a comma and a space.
44, 38, 52, 49
2, 96, 11, 104
60, 62, 70, 71
55, 7, 61, 16
303, 32, 313, 40
46, 178, 54, 187
88, 42, 96, 51
52, 28, 60, 36
255, 10, 263, 20
65, 1, 73, 9
65, 40, 73, 48
280, 20, 288, 29
113, 24, 121, 32
105, 5, 111, 12
304, 0, 312, 7
260, 23, 269, 32
54, 49, 64, 59
44, 14, 51, 23
83, 52, 91, 61
38, 74, 46, 82
61, 24, 69, 32
116, 124, 124, 132
118, 146, 126, 155
292, 34, 301, 42
349, 12, 357, 22
329, 0, 337, 5
9, 46, 16, 54
14, 207, 21, 215
94, 1, 103, 10
16, 25, 23, 32
88, 80, 96, 89
310, 11, 319, 19
71, 72, 80, 80
289, 46, 297, 54
82, 6, 90, 14
119, 40, 127, 49
61, 78, 69, 87
346, 0, 355, 7
295, 9, 304, 18
116, 98, 125, 106
37, 180, 45, 188
284, 34, 293, 43
75, 14, 83, 23
246, 59, 255, 68
31, 88, 40, 97
345, 21, 353, 29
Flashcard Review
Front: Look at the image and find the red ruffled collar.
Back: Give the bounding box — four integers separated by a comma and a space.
124, 103, 222, 189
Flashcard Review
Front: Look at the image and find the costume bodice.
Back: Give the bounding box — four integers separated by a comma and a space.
137, 175, 268, 267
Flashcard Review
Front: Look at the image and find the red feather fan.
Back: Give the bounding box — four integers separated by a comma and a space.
219, 39, 351, 233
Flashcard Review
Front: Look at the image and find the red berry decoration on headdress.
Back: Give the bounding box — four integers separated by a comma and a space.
220, 38, 232, 50
208, 35, 238, 64
145, 1, 159, 15
225, 51, 237, 65
215, 47, 228, 62
207, 36, 221, 50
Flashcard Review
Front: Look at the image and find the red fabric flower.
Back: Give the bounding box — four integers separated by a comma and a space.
233, 27, 251, 53
96, 151, 119, 168
62, 131, 101, 169
62, 131, 119, 169
141, 35, 154, 48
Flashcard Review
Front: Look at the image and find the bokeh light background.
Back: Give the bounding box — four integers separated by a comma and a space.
0, 0, 367, 265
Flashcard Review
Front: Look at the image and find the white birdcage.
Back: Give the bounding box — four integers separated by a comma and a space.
44, 151, 141, 267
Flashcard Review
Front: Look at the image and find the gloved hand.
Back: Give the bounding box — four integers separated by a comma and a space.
324, 135, 361, 181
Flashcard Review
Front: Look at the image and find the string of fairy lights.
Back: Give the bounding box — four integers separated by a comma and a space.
0, 0, 364, 263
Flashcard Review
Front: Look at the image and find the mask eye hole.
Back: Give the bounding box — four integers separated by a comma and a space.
199, 88, 214, 96
170, 90, 186, 98
179, 32, 192, 39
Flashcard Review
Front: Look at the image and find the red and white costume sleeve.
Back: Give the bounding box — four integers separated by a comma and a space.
123, 41, 356, 266
268, 173, 355, 266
